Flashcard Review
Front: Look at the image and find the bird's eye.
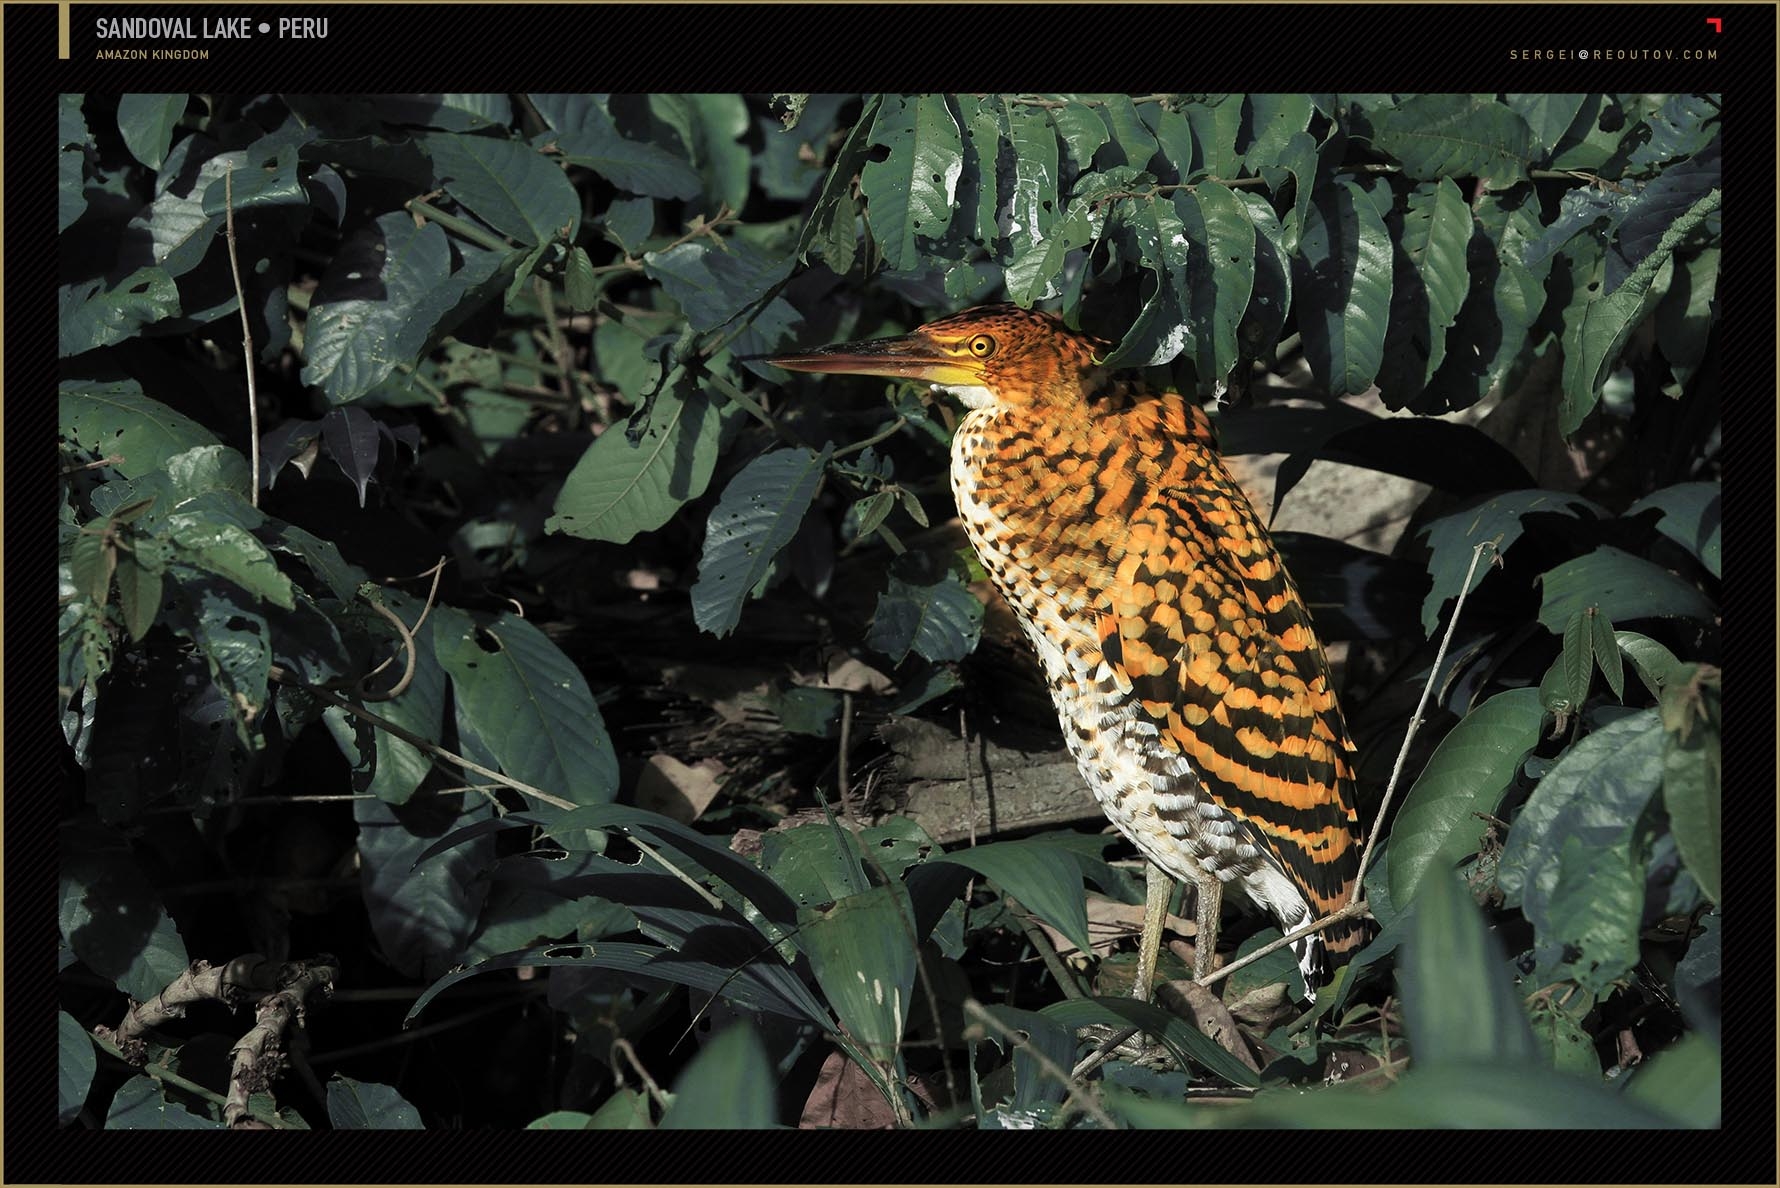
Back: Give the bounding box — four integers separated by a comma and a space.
968, 334, 996, 357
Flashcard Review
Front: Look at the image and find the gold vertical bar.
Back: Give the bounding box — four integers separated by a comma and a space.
59, 1, 72, 58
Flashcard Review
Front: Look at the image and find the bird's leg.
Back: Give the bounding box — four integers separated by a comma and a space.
1132, 861, 1174, 1001
1190, 870, 1222, 982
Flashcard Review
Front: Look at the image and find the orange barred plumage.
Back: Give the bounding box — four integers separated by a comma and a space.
772, 304, 1367, 998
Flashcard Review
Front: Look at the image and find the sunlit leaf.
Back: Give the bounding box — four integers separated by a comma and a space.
1293, 177, 1392, 396
859, 93, 963, 271
1536, 546, 1715, 631
691, 446, 832, 638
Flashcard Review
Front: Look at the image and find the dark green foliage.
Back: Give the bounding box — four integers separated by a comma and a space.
58, 92, 1719, 1130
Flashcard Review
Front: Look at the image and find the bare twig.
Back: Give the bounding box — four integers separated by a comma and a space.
223, 165, 261, 508
359, 558, 447, 698
613, 1038, 672, 1115
838, 690, 855, 821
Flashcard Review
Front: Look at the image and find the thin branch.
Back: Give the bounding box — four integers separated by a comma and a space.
223, 165, 261, 509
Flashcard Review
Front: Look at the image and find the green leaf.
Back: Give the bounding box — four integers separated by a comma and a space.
935, 837, 1099, 955
691, 446, 832, 638
1496, 709, 1666, 991
1527, 996, 1600, 1078
61, 144, 89, 232
58, 268, 181, 357
116, 93, 187, 170
1397, 870, 1539, 1067
1588, 608, 1624, 699
59, 824, 190, 1002
1418, 490, 1604, 635
858, 93, 963, 271
432, 606, 620, 812
1536, 546, 1715, 631
582, 1089, 655, 1128
643, 237, 795, 333
164, 495, 295, 608
530, 94, 701, 199
1503, 94, 1589, 156
163, 572, 272, 744
1623, 1034, 1720, 1127
59, 1011, 97, 1125
796, 94, 881, 273
114, 554, 164, 642
1614, 630, 1684, 699
1559, 187, 1720, 434
867, 558, 984, 664
1098, 94, 1159, 169
105, 1076, 224, 1129
659, 1024, 779, 1129
1654, 245, 1718, 388
759, 822, 869, 908
1292, 177, 1393, 396
1376, 178, 1474, 406
1375, 95, 1531, 188
422, 131, 579, 247
1388, 688, 1544, 909
1661, 675, 1720, 903
547, 375, 733, 543
1181, 94, 1243, 179
1039, 997, 1256, 1088
1626, 481, 1720, 579
649, 93, 752, 213
1005, 102, 1059, 257
357, 794, 495, 979
1049, 101, 1108, 179
1560, 609, 1594, 709
326, 1076, 424, 1129
798, 884, 919, 1056
564, 245, 597, 310
1176, 181, 1255, 382
301, 212, 454, 404
1242, 94, 1315, 165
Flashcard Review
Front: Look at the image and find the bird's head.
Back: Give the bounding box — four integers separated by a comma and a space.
768, 304, 1111, 411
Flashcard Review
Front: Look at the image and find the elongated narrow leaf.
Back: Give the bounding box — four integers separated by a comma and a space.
1398, 870, 1539, 1067
117, 93, 188, 170
796, 94, 881, 273
1177, 181, 1255, 382
1377, 178, 1474, 407
548, 376, 732, 543
1388, 688, 1544, 909
692, 446, 832, 638
798, 884, 918, 1056
1559, 187, 1719, 434
1661, 676, 1721, 904
432, 607, 619, 811
859, 93, 963, 271
1293, 178, 1393, 396
1005, 103, 1059, 254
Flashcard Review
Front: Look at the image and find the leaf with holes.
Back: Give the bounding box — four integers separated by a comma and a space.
58, 269, 181, 358
799, 883, 919, 1056
431, 606, 619, 814
692, 446, 832, 638
859, 93, 963, 271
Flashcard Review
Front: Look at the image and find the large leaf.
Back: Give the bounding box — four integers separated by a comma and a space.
1375, 95, 1532, 188
1418, 490, 1605, 635
1176, 180, 1256, 382
642, 237, 795, 333
1536, 546, 1716, 631
1388, 688, 1545, 910
58, 825, 189, 1002
531, 93, 701, 200
356, 794, 495, 980
1626, 481, 1720, 579
798, 884, 919, 1057
649, 93, 752, 213
1376, 178, 1474, 406
659, 1024, 779, 1129
300, 212, 454, 404
547, 374, 733, 543
1292, 177, 1393, 396
59, 1011, 98, 1125
327, 1077, 425, 1129
1661, 670, 1721, 903
59, 379, 220, 479
691, 446, 832, 638
1495, 709, 1666, 992
859, 93, 963, 271
431, 606, 620, 812
105, 1076, 224, 1130
1623, 1034, 1720, 1128
867, 558, 984, 664
421, 131, 580, 247
934, 837, 1105, 956
1397, 870, 1539, 1068
57, 269, 181, 358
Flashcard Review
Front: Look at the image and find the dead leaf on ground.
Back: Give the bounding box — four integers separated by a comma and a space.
1157, 978, 1263, 1074
798, 1048, 940, 1129
634, 754, 725, 823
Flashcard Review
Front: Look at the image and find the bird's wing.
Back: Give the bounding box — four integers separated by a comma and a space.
1091, 461, 1362, 925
